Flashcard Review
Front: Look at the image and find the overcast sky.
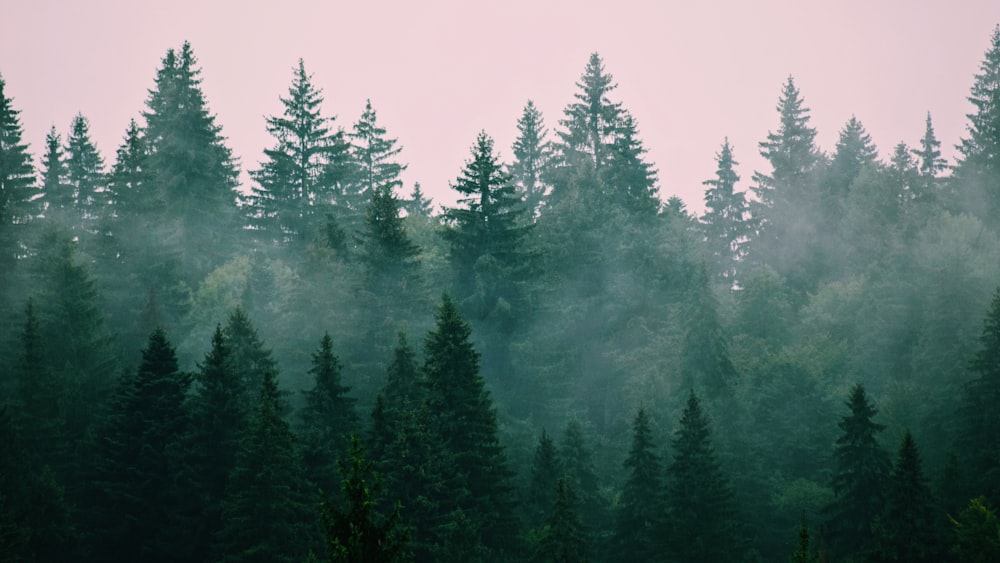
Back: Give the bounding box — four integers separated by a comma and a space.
3, 1, 1000, 214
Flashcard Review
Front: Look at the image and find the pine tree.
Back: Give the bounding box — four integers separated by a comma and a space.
246, 59, 352, 251
826, 383, 890, 558
299, 333, 358, 495
86, 328, 191, 562
14, 299, 62, 465
665, 391, 741, 562
0, 73, 39, 273
559, 420, 605, 537
790, 515, 819, 563
224, 306, 279, 414
701, 138, 750, 281
320, 436, 410, 563
962, 287, 1000, 504
143, 41, 240, 283
349, 99, 406, 210
404, 182, 433, 217
422, 294, 520, 557
821, 115, 878, 229
951, 497, 1000, 562
868, 431, 942, 562
612, 407, 663, 563
955, 25, 1000, 222
556, 52, 622, 176
534, 477, 589, 563
39, 126, 69, 222
510, 100, 552, 218
914, 112, 948, 179
527, 429, 562, 529
681, 264, 738, 397
601, 110, 659, 216
64, 113, 106, 237
357, 185, 421, 299
216, 369, 316, 563
443, 131, 533, 326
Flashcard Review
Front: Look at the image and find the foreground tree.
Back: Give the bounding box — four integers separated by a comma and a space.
533, 477, 589, 563
826, 383, 890, 558
962, 287, 1000, 504
612, 407, 663, 563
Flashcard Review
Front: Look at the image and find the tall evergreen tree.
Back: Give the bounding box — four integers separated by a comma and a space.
224, 306, 279, 414
142, 41, 240, 283
86, 329, 190, 562
357, 185, 421, 300
681, 264, 738, 397
559, 420, 605, 537
914, 112, 948, 179
14, 299, 62, 466
951, 497, 1000, 562
555, 52, 622, 176
665, 391, 741, 562
404, 181, 433, 217
39, 125, 68, 222
612, 407, 663, 563
962, 287, 1000, 504
701, 138, 750, 281
319, 436, 410, 563
527, 429, 562, 529
64, 113, 106, 237
422, 294, 520, 558
299, 333, 358, 495
349, 99, 406, 210
0, 73, 38, 274
955, 25, 1000, 222
246, 59, 352, 251
827, 383, 890, 558
216, 369, 316, 563
510, 100, 551, 218
821, 115, 878, 232
533, 477, 589, 563
601, 110, 659, 216
444, 131, 534, 326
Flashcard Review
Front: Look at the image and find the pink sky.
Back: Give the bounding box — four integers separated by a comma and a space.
2, 1, 999, 214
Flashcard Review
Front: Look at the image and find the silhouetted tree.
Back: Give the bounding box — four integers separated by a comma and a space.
612, 407, 663, 563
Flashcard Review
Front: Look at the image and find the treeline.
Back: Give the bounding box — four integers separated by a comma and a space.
3, 26, 1000, 562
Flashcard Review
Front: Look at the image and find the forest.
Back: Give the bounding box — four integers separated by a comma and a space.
2, 25, 1000, 563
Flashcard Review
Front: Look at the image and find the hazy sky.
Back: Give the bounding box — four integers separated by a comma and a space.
3, 1, 999, 214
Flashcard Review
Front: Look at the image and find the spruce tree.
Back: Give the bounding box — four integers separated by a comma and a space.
559, 420, 605, 537
510, 100, 551, 218
665, 391, 741, 562
534, 477, 589, 563
951, 497, 1000, 562
612, 407, 663, 563
357, 185, 421, 300
142, 41, 240, 283
14, 299, 62, 466
955, 25, 1000, 223
527, 429, 562, 529
64, 113, 106, 237
216, 369, 316, 563
826, 383, 890, 558
299, 333, 358, 495
556, 52, 622, 176
962, 287, 1000, 504
820, 115, 878, 233
914, 112, 948, 179
224, 306, 279, 414
681, 264, 738, 397
349, 99, 406, 210
0, 73, 39, 274
39, 126, 69, 222
404, 181, 433, 217
246, 59, 351, 251
422, 294, 519, 558
601, 110, 659, 216
701, 138, 750, 282
86, 328, 191, 562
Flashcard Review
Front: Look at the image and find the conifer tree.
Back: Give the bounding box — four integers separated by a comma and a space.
216, 369, 316, 563
868, 431, 942, 562
14, 299, 62, 465
556, 52, 622, 176
422, 294, 519, 557
534, 477, 589, 563
681, 264, 738, 397
821, 115, 878, 230
826, 383, 890, 558
247, 59, 352, 251
510, 100, 551, 218
790, 515, 819, 563
962, 287, 1000, 504
951, 497, 1000, 562
349, 99, 406, 209
527, 429, 562, 528
320, 436, 409, 563
701, 138, 749, 281
665, 391, 741, 562
914, 112, 948, 179
357, 185, 421, 299
404, 181, 433, 217
87, 328, 191, 562
39, 126, 69, 222
224, 306, 279, 414
142, 41, 240, 283
299, 333, 358, 495
601, 110, 659, 216
612, 407, 663, 563
64, 113, 106, 237
559, 420, 605, 536
444, 131, 533, 326
955, 25, 1000, 222
0, 73, 39, 273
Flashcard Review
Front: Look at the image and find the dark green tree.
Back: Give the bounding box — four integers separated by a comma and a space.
827, 383, 890, 558
510, 100, 551, 218
962, 287, 1000, 504
612, 407, 663, 563
955, 25, 1000, 223
299, 333, 358, 494
701, 138, 750, 281
64, 113, 106, 237
914, 112, 948, 179
349, 99, 406, 209
14, 299, 63, 465
39, 125, 69, 222
533, 477, 589, 563
0, 73, 39, 275
527, 429, 562, 529
86, 329, 191, 562
422, 295, 520, 558
951, 497, 1000, 563
142, 41, 240, 283
404, 181, 433, 217
790, 515, 819, 563
555, 52, 622, 177
444, 131, 534, 327
559, 420, 606, 537
681, 264, 738, 397
224, 306, 279, 414
246, 59, 352, 251
357, 185, 421, 299
665, 391, 741, 562
868, 431, 942, 562
601, 110, 659, 216
820, 116, 878, 244
320, 436, 410, 563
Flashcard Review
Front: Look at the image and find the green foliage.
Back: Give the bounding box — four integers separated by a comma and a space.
0, 73, 38, 272
962, 287, 1000, 504
534, 477, 589, 563
951, 497, 1000, 563
349, 99, 406, 210
527, 429, 561, 528
701, 138, 750, 281
510, 100, 551, 218
955, 25, 1000, 222
612, 407, 663, 562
